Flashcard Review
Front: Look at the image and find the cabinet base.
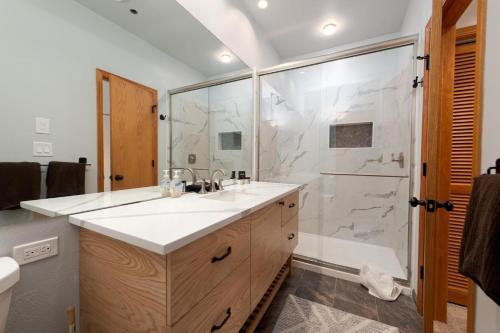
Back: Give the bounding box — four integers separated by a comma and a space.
240, 256, 292, 333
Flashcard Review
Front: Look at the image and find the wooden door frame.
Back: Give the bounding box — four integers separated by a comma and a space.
423, 0, 485, 332
96, 69, 158, 192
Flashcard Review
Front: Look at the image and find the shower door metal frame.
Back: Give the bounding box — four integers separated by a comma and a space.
253, 34, 419, 285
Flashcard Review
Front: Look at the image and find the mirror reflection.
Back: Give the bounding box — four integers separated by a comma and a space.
170, 77, 254, 191
0, 0, 249, 211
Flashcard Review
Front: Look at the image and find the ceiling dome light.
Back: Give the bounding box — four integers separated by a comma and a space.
219, 53, 232, 63
322, 23, 337, 36
257, 0, 268, 9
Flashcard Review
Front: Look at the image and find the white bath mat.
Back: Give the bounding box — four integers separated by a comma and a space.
272, 295, 399, 333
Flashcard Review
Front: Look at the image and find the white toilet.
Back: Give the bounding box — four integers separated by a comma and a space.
0, 257, 19, 333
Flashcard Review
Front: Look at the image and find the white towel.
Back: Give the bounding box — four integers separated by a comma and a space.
359, 264, 402, 301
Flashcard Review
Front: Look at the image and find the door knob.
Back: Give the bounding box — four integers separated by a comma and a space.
114, 174, 124, 181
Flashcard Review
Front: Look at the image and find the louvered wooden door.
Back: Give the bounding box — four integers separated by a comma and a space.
447, 41, 477, 306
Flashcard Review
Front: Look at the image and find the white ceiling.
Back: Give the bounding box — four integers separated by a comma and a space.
240, 0, 411, 60
74, 0, 248, 77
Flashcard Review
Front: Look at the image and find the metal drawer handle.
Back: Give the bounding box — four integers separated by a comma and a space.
211, 246, 232, 263
278, 201, 285, 206
289, 203, 295, 208
211, 307, 231, 332
288, 233, 295, 240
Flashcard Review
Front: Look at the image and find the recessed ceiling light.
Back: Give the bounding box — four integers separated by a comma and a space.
322, 23, 337, 36
257, 0, 268, 9
219, 53, 232, 63
129, 8, 138, 15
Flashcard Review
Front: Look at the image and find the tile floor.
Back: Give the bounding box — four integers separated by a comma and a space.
255, 267, 423, 333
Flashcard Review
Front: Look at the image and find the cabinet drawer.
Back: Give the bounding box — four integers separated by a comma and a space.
282, 214, 298, 264
167, 217, 251, 325
282, 192, 299, 224
169, 259, 251, 333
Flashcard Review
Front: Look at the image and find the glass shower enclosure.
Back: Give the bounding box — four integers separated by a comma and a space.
258, 42, 416, 281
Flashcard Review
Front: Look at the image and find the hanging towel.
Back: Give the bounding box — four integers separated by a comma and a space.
0, 162, 41, 210
459, 174, 500, 306
46, 162, 86, 198
360, 264, 402, 301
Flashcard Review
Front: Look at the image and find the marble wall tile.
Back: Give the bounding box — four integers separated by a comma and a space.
259, 45, 414, 278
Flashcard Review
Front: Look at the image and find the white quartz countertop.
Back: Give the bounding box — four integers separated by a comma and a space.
20, 187, 162, 217
69, 182, 302, 255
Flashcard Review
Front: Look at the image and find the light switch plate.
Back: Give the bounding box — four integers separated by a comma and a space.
35, 117, 50, 134
33, 141, 53, 156
13, 237, 59, 265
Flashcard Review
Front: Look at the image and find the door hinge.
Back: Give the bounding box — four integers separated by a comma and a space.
151, 160, 155, 168
420, 265, 424, 280
151, 105, 157, 114
413, 76, 424, 88
417, 54, 430, 71
422, 162, 427, 177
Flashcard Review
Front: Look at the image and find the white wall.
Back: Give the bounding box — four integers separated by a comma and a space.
176, 0, 281, 69
0, 0, 204, 332
476, 0, 500, 331
400, 0, 433, 291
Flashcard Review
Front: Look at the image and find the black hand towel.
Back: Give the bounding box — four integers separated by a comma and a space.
0, 162, 41, 210
459, 174, 500, 306
46, 161, 86, 198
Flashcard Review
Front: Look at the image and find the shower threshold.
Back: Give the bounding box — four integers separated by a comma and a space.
295, 232, 407, 281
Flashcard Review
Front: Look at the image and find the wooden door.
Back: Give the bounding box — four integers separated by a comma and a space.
97, 70, 158, 191
423, 0, 484, 331
447, 29, 477, 306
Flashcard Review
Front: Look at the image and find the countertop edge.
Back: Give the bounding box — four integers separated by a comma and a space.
69, 184, 302, 255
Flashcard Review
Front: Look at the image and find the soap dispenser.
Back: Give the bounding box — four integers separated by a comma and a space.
159, 170, 171, 197
170, 170, 183, 198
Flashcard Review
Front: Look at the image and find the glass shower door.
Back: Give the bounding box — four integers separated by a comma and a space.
259, 45, 414, 280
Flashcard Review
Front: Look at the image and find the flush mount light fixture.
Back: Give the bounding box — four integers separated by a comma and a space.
257, 0, 268, 9
322, 23, 337, 36
129, 8, 138, 14
219, 53, 232, 63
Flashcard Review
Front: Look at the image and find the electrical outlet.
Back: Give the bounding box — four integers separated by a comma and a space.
13, 237, 58, 265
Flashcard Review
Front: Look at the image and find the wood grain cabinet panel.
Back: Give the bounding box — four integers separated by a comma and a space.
281, 214, 299, 266
168, 258, 251, 333
167, 216, 251, 325
250, 201, 283, 310
282, 192, 299, 224
80, 229, 167, 333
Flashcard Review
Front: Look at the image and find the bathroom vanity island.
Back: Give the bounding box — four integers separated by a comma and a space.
68, 182, 301, 333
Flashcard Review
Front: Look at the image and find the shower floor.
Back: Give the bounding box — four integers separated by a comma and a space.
295, 232, 407, 280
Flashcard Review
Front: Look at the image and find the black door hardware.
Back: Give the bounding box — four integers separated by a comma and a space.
151, 105, 157, 114
288, 203, 296, 208
211, 246, 232, 263
417, 54, 430, 70
211, 308, 231, 332
413, 76, 424, 88
288, 233, 295, 240
114, 174, 124, 181
409, 197, 454, 212
278, 201, 285, 206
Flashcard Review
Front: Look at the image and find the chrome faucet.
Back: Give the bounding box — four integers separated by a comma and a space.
181, 167, 197, 185
210, 169, 226, 192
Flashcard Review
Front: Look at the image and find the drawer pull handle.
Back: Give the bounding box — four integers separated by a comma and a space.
289, 203, 296, 208
288, 233, 295, 240
211, 307, 231, 332
211, 246, 232, 263
278, 201, 285, 206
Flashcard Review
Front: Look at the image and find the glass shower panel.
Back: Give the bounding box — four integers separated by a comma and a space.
259, 45, 414, 280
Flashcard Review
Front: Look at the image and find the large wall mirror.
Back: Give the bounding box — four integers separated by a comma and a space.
170, 77, 254, 182
0, 0, 249, 211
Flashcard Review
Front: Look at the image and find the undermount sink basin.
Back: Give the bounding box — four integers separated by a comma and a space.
202, 190, 258, 203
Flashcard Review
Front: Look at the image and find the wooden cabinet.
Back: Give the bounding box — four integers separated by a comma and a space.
167, 216, 251, 325
80, 190, 299, 333
250, 201, 283, 309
